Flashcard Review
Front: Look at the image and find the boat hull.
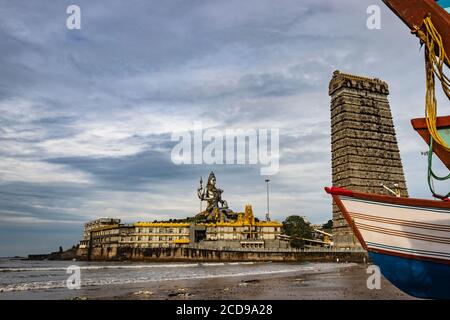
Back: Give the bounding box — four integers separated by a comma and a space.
325, 187, 450, 299
369, 251, 450, 299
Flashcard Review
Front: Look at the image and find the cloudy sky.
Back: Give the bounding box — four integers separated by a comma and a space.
0, 0, 448, 256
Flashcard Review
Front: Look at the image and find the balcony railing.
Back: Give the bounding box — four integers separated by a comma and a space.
185, 245, 366, 253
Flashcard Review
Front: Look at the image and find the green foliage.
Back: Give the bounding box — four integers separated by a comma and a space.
282, 215, 313, 248
322, 219, 333, 231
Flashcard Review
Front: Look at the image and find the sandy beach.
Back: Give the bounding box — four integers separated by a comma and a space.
0, 259, 418, 300
97, 264, 416, 300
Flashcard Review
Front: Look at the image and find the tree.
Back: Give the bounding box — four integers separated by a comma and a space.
322, 219, 333, 232
282, 216, 313, 248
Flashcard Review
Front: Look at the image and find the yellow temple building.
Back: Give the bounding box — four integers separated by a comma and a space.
80, 205, 284, 254
77, 172, 286, 259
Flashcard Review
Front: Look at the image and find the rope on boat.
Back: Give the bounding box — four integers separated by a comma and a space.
422, 17, 450, 200
427, 136, 450, 200
423, 17, 450, 152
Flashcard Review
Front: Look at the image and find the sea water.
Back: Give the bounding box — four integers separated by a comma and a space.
0, 257, 353, 299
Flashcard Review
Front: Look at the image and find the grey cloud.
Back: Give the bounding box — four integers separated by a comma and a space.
0, 0, 438, 256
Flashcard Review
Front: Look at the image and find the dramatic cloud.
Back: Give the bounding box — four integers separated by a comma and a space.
0, 0, 445, 256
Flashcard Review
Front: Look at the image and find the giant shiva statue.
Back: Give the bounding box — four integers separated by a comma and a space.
197, 172, 235, 221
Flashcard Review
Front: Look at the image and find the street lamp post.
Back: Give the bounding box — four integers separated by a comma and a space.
265, 179, 271, 221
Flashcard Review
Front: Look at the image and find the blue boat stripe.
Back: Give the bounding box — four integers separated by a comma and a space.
437, 0, 450, 12
340, 196, 450, 214
366, 241, 450, 258
368, 251, 450, 298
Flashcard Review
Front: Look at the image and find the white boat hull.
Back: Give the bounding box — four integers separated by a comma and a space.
325, 187, 450, 299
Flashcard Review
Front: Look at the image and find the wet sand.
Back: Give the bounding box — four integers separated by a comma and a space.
93, 264, 417, 300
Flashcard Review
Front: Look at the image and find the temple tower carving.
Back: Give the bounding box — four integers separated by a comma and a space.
329, 71, 408, 248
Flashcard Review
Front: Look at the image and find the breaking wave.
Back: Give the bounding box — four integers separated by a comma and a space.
0, 262, 254, 273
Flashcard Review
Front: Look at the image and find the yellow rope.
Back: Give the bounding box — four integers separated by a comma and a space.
423, 17, 450, 152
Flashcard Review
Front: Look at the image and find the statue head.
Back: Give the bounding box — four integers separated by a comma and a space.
207, 172, 216, 188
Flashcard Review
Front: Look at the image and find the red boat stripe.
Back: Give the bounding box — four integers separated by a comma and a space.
349, 211, 450, 232
356, 222, 450, 245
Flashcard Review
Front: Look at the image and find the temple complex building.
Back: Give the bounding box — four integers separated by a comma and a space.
77, 172, 285, 259
79, 218, 121, 249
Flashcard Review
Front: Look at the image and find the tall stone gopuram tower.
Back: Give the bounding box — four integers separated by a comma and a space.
329, 71, 408, 248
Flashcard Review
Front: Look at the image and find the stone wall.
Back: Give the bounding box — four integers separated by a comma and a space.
329, 71, 408, 248
77, 246, 367, 263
